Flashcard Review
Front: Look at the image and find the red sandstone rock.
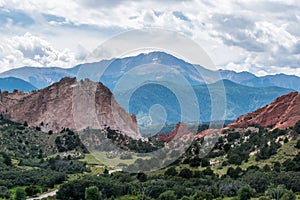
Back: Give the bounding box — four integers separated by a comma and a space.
0, 77, 142, 139
228, 92, 300, 130
157, 122, 191, 143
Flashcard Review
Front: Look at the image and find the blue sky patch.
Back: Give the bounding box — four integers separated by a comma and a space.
173, 11, 190, 21
0, 9, 34, 27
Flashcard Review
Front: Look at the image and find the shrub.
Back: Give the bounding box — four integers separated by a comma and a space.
237, 185, 256, 200
164, 167, 178, 177
0, 186, 10, 199
25, 185, 41, 197
295, 140, 300, 149
14, 187, 26, 200
85, 186, 99, 200
158, 190, 177, 200
179, 168, 192, 179
228, 153, 242, 165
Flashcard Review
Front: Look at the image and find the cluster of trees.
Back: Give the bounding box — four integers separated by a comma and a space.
56, 122, 300, 199
43, 156, 87, 173
0, 150, 88, 199
55, 128, 87, 153
0, 186, 43, 200
184, 126, 290, 168
0, 118, 55, 159
57, 164, 300, 200
105, 127, 159, 153
0, 166, 66, 189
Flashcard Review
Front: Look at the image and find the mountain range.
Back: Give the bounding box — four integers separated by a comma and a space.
118, 80, 292, 123
0, 51, 298, 124
0, 51, 299, 92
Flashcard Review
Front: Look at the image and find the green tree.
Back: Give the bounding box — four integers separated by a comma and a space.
189, 157, 201, 167
137, 173, 147, 182
103, 168, 109, 174
0, 186, 11, 199
85, 186, 99, 200
227, 167, 242, 179
201, 157, 210, 167
280, 190, 296, 200
203, 167, 214, 176
228, 153, 242, 165
14, 187, 26, 200
25, 185, 41, 197
282, 159, 297, 171
179, 168, 192, 179
158, 190, 177, 200
1, 152, 12, 166
295, 140, 300, 149
258, 197, 270, 200
238, 185, 256, 200
180, 196, 190, 200
116, 194, 151, 200
274, 162, 281, 172
266, 184, 285, 200
165, 167, 178, 177
191, 191, 213, 200
263, 164, 271, 172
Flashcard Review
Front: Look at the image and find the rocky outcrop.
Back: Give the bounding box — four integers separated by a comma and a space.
0, 77, 142, 139
228, 92, 300, 130
157, 122, 190, 143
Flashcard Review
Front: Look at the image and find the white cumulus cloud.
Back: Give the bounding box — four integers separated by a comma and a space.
0, 0, 299, 77
0, 33, 86, 72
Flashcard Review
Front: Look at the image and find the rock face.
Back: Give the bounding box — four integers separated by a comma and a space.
228, 92, 300, 130
157, 122, 190, 143
0, 77, 142, 139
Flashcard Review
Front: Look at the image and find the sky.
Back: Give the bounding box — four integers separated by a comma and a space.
0, 0, 299, 77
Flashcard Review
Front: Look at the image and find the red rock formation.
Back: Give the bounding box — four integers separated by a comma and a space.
157, 133, 168, 142
228, 92, 300, 130
0, 77, 142, 139
194, 129, 220, 139
194, 92, 300, 139
157, 122, 190, 143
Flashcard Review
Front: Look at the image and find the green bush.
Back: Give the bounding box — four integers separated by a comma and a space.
158, 190, 177, 200
0, 186, 10, 199
164, 167, 178, 177
14, 187, 26, 200
85, 186, 99, 200
237, 185, 256, 200
25, 185, 41, 197
179, 168, 192, 179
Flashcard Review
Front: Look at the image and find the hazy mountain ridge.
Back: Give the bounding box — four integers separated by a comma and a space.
0, 77, 37, 92
0, 52, 299, 91
241, 74, 300, 91
120, 79, 293, 123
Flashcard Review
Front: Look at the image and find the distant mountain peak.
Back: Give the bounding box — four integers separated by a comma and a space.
0, 51, 299, 91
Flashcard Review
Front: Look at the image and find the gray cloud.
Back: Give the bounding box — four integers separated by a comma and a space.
0, 0, 299, 76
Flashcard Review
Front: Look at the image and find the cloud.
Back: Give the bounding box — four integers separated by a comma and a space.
0, 33, 86, 72
0, 0, 299, 77
206, 1, 300, 76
